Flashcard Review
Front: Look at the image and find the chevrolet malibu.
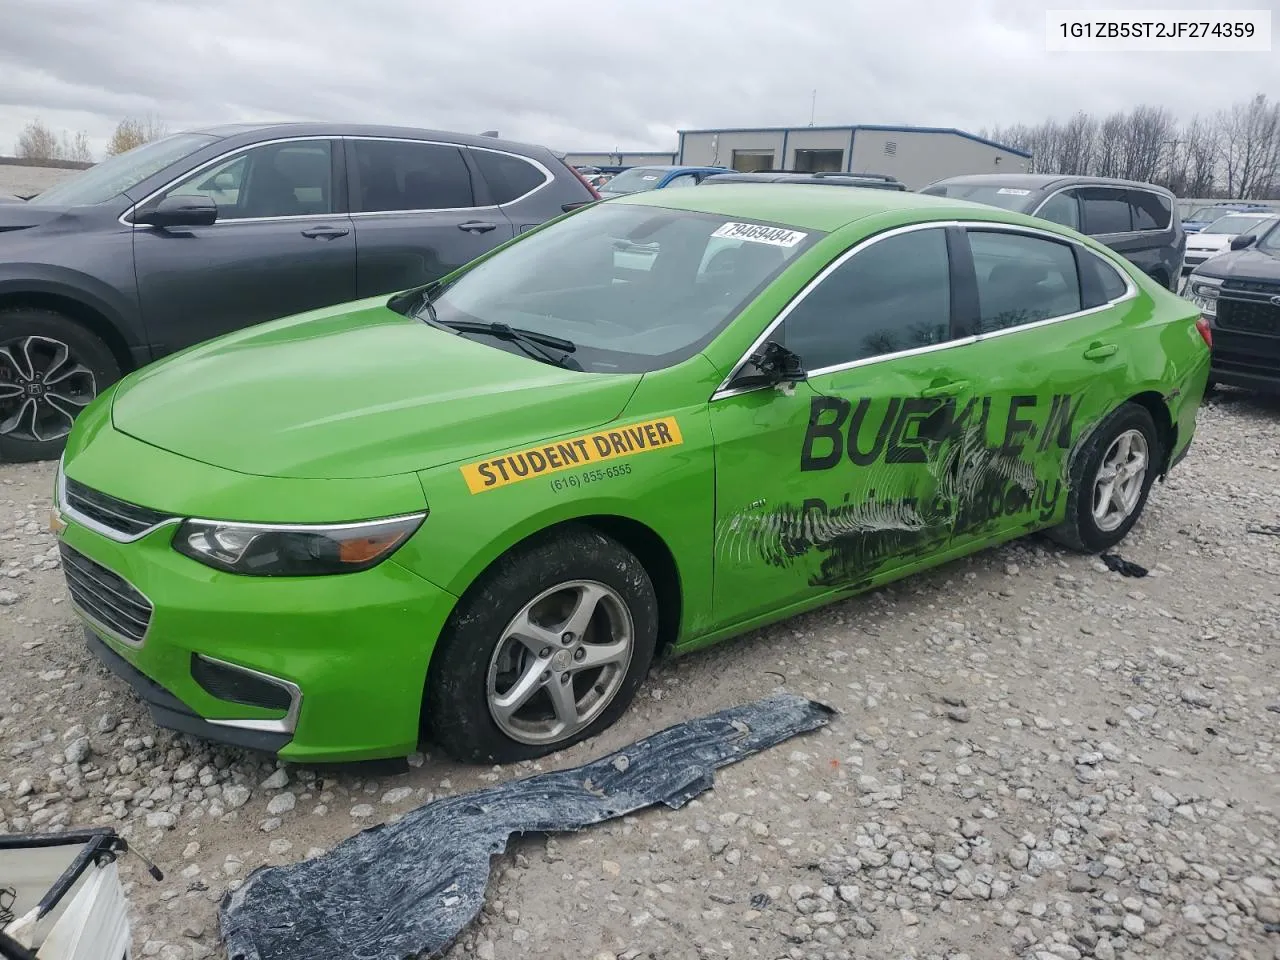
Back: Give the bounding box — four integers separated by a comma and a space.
52, 186, 1210, 765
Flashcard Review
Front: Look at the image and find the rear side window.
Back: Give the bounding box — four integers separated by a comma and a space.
470, 149, 547, 204
968, 230, 1081, 332
350, 139, 475, 212
1129, 190, 1171, 230
1079, 188, 1132, 235
780, 227, 951, 369
1078, 250, 1130, 307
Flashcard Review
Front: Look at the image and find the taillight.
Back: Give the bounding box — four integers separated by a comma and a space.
1195, 317, 1213, 349
563, 161, 601, 201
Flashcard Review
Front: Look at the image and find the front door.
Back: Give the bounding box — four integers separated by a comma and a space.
345, 137, 516, 297
710, 225, 962, 625
134, 138, 356, 354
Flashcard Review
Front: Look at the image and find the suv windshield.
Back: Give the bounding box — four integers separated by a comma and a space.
599, 168, 668, 195
1258, 220, 1280, 255
31, 133, 219, 206
919, 182, 1036, 211
419, 202, 821, 373
1202, 214, 1272, 235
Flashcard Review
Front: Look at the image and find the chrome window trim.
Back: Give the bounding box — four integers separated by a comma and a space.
119, 134, 554, 227
118, 135, 339, 227
56, 465, 181, 544
199, 655, 303, 736
710, 218, 1138, 402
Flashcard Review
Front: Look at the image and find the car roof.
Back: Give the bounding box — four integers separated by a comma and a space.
927, 172, 1173, 195
187, 121, 552, 155
613, 182, 974, 232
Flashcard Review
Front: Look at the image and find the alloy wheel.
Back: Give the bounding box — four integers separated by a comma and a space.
0, 336, 97, 443
486, 579, 635, 746
1092, 428, 1149, 533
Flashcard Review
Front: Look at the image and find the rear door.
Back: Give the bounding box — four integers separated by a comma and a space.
937, 224, 1138, 552
345, 137, 516, 298
133, 138, 356, 352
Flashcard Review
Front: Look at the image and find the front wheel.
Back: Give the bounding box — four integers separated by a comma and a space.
1048, 403, 1161, 553
426, 525, 659, 764
0, 308, 120, 463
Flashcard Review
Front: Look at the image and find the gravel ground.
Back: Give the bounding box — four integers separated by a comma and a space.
2, 389, 1278, 960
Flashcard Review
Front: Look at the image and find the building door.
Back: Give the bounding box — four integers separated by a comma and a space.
794, 149, 844, 172
732, 150, 775, 172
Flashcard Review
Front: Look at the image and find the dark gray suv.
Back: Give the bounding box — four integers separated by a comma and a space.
0, 122, 597, 462
920, 174, 1185, 292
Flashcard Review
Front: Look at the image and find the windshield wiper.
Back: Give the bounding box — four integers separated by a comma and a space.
443, 320, 581, 370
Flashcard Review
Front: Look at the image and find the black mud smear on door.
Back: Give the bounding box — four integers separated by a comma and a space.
219, 694, 834, 960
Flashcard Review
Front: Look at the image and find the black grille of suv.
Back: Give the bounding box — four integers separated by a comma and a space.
63, 478, 174, 539
59, 542, 154, 644
1218, 298, 1280, 336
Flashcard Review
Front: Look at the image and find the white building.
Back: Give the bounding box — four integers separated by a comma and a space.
673, 124, 1030, 189
563, 151, 677, 168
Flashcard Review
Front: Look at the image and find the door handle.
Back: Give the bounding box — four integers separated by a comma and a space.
920, 379, 970, 398
1083, 342, 1118, 361
458, 221, 498, 233
300, 225, 350, 240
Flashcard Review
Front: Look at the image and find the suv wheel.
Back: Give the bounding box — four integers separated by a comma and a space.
0, 308, 120, 463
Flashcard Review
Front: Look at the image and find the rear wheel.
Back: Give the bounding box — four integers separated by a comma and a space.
1048, 403, 1161, 553
426, 525, 659, 764
0, 309, 120, 463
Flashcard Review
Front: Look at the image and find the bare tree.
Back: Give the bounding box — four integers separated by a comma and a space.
106, 114, 169, 156
1215, 95, 1280, 198
16, 118, 61, 160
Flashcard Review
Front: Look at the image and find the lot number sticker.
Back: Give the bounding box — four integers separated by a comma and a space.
711, 222, 808, 247
461, 417, 684, 493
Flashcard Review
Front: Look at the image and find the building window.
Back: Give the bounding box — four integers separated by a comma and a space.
884, 141, 898, 156
731, 149, 775, 172
793, 149, 844, 172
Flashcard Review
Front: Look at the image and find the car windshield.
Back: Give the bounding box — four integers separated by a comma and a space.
1202, 214, 1270, 235
1258, 220, 1280, 255
420, 202, 821, 373
919, 182, 1036, 211
599, 168, 668, 194
30, 133, 219, 206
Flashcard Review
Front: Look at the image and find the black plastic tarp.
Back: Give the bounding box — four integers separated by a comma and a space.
220, 692, 835, 959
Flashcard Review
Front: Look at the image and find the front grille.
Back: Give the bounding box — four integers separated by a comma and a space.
1223, 278, 1280, 297
59, 543, 153, 645
1218, 298, 1280, 336
63, 478, 174, 539
191, 656, 292, 712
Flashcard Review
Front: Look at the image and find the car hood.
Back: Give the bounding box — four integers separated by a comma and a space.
1193, 248, 1280, 281
110, 299, 642, 480
1186, 234, 1231, 252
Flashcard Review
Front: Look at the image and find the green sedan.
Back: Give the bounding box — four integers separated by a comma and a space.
52, 185, 1211, 764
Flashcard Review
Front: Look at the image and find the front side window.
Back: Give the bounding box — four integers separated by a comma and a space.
1037, 191, 1081, 230
33, 133, 218, 206
1080, 188, 1132, 235
351, 139, 475, 212
968, 230, 1081, 332
1129, 190, 1171, 231
779, 227, 951, 369
418, 204, 820, 373
160, 141, 334, 220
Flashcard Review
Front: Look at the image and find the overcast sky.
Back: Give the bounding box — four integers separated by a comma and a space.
2, 0, 1275, 158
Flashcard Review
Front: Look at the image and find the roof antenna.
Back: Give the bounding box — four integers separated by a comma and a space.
809, 90, 816, 127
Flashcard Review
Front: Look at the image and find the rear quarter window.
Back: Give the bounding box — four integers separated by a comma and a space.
1129, 190, 1171, 231
471, 149, 548, 204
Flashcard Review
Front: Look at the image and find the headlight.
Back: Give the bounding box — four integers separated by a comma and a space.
1187, 276, 1222, 316
173, 513, 426, 576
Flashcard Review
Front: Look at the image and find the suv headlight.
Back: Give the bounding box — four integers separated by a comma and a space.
1187, 276, 1223, 316
174, 513, 426, 576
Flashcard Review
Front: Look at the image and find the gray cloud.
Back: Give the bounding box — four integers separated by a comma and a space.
2, 0, 1274, 158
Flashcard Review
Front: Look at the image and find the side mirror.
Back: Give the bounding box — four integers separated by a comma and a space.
134, 194, 218, 228
1229, 233, 1256, 251
731, 340, 806, 390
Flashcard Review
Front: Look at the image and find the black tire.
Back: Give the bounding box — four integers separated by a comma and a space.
427, 524, 659, 764
0, 308, 120, 464
1047, 403, 1162, 554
